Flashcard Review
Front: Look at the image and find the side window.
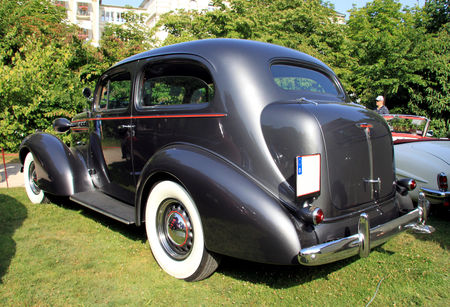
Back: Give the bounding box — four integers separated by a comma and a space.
96, 72, 131, 111
271, 64, 339, 95
140, 61, 214, 107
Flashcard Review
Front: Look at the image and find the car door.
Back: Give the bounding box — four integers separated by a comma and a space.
131, 58, 216, 175
90, 68, 135, 204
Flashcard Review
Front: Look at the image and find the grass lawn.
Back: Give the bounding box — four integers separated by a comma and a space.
1, 188, 448, 306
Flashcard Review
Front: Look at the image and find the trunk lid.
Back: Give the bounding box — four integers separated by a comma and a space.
261, 101, 396, 215
305, 103, 395, 210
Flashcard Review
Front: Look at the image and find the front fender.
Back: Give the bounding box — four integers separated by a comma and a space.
136, 144, 303, 265
20, 133, 93, 196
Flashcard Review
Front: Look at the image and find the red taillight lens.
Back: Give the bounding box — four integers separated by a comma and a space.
313, 208, 324, 225
409, 179, 417, 191
438, 173, 448, 191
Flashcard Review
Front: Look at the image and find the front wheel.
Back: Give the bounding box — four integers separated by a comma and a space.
23, 152, 47, 204
145, 180, 219, 281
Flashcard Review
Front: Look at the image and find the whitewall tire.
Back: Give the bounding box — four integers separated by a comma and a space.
23, 152, 46, 204
145, 180, 219, 281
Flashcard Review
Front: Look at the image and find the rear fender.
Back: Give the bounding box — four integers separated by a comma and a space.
135, 144, 303, 265
20, 133, 93, 196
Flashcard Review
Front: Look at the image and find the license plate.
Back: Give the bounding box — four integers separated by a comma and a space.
296, 154, 321, 197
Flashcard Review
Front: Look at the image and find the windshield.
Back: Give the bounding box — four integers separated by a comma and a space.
383, 115, 428, 136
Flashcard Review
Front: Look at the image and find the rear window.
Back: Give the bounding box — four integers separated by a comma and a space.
271, 64, 339, 95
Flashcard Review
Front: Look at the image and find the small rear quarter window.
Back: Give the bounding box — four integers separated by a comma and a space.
271, 64, 339, 95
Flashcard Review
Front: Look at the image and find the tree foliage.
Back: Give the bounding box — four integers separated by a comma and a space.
160, 0, 347, 68
0, 0, 448, 151
0, 2, 156, 151
0, 0, 90, 151
99, 10, 156, 68
344, 0, 449, 136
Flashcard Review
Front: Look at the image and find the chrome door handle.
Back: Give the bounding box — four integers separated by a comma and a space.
117, 124, 136, 129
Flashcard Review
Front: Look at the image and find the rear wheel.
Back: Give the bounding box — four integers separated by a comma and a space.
145, 180, 219, 281
23, 152, 47, 204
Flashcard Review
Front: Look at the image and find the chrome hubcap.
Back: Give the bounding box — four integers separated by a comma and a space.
28, 161, 40, 195
157, 199, 193, 260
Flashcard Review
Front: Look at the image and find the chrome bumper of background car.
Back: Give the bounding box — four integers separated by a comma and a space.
421, 187, 450, 199
298, 193, 434, 266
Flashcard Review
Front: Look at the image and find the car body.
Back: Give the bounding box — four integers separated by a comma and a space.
20, 39, 431, 281
383, 114, 450, 206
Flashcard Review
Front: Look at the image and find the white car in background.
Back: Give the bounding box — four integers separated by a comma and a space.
384, 115, 450, 208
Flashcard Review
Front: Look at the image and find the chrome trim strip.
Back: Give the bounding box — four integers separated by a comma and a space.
298, 208, 422, 266
421, 187, 450, 199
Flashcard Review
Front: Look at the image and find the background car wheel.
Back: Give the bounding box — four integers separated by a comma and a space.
145, 180, 219, 281
23, 152, 47, 204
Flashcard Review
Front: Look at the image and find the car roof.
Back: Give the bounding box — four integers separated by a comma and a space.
113, 38, 334, 74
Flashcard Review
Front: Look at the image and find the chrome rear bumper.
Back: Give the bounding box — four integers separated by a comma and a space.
421, 187, 450, 199
298, 192, 434, 266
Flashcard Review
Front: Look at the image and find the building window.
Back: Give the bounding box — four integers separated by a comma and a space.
77, 3, 89, 16
78, 28, 89, 41
55, 1, 67, 8
208, 1, 215, 11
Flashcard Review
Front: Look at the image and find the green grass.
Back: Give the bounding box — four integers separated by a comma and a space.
1, 188, 449, 306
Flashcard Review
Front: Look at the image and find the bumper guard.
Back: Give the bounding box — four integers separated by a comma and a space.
298, 192, 434, 266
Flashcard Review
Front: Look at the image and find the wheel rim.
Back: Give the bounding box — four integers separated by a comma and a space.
28, 161, 41, 195
156, 198, 194, 260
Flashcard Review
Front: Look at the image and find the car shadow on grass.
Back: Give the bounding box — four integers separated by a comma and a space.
216, 254, 359, 288
48, 195, 147, 244
47, 196, 357, 287
0, 194, 27, 284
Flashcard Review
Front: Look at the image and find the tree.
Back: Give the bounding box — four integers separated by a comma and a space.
407, 22, 449, 136
0, 0, 70, 65
345, 0, 448, 136
422, 0, 449, 33
159, 0, 348, 72
345, 0, 419, 106
0, 0, 88, 151
100, 10, 156, 68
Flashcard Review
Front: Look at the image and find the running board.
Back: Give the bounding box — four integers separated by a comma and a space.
70, 191, 135, 225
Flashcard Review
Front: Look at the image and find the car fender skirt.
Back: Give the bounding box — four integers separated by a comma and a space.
20, 133, 93, 196
136, 144, 302, 265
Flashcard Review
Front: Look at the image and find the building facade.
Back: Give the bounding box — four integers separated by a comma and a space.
56, 0, 344, 46
56, 0, 215, 46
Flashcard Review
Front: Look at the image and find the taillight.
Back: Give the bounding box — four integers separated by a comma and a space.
297, 206, 324, 225
313, 208, 324, 225
409, 179, 417, 191
397, 178, 416, 191
438, 173, 448, 191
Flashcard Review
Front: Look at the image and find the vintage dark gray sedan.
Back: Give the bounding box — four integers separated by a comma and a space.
20, 39, 433, 281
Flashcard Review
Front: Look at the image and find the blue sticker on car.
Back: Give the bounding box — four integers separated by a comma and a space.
298, 157, 302, 175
